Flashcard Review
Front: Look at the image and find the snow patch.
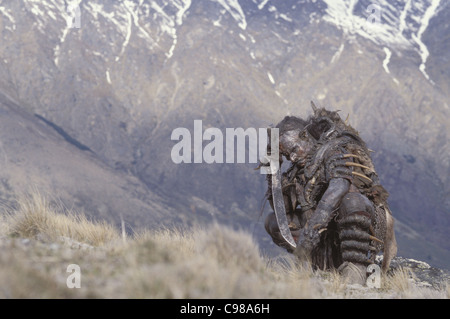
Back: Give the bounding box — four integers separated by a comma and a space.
213, 15, 222, 27
54, 0, 83, 66
257, 0, 269, 10
398, 0, 412, 34
323, 0, 443, 83
214, 0, 247, 30
149, 0, 192, 59
322, 0, 410, 48
167, 37, 178, 59
174, 0, 192, 25
123, 0, 154, 43
0, 6, 16, 25
106, 69, 112, 84
382, 47, 392, 74
115, 10, 133, 62
247, 33, 256, 44
267, 72, 275, 84
279, 13, 292, 23
411, 0, 441, 82
330, 43, 345, 63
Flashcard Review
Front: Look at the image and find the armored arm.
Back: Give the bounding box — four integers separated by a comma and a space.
295, 178, 350, 258
295, 144, 380, 263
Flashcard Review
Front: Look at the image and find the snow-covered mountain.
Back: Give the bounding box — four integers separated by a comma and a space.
0, 0, 449, 268
323, 0, 444, 81
2, 0, 444, 79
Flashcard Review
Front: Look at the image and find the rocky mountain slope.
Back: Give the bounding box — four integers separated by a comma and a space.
0, 0, 448, 268
0, 91, 179, 229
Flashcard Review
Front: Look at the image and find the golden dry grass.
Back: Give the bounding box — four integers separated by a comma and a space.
5, 192, 119, 246
383, 266, 413, 292
0, 192, 447, 299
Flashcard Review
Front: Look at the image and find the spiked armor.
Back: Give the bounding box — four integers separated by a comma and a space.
263, 105, 397, 279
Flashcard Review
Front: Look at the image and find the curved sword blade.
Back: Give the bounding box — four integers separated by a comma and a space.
271, 166, 296, 248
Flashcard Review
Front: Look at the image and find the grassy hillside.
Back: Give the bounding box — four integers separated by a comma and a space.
0, 193, 447, 299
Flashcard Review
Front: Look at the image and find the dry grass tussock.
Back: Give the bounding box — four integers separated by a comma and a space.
4, 192, 119, 246
0, 192, 447, 298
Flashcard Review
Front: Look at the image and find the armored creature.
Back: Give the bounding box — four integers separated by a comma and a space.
263, 103, 397, 284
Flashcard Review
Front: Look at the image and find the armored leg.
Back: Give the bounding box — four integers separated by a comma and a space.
336, 192, 379, 284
